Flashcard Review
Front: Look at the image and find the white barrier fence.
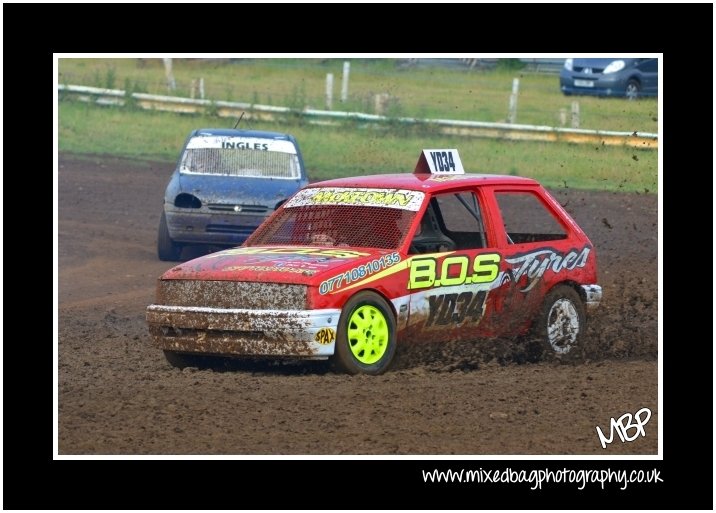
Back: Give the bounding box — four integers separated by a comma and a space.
58, 84, 657, 149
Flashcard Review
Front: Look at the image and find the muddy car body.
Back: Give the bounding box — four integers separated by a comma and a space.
158, 128, 308, 260
148, 149, 602, 374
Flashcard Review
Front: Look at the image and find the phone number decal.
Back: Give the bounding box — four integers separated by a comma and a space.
319, 253, 401, 295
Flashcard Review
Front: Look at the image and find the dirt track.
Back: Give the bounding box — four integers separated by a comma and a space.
58, 154, 658, 455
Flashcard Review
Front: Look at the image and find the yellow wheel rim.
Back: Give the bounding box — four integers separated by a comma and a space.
347, 305, 389, 365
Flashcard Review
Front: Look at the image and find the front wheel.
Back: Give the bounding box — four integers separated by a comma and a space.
157, 211, 183, 261
625, 79, 640, 100
332, 291, 397, 375
532, 285, 586, 359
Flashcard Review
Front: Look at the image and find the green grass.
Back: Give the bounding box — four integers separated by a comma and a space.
59, 101, 657, 193
58, 58, 658, 133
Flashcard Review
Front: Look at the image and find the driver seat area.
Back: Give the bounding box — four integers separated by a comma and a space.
409, 203, 455, 254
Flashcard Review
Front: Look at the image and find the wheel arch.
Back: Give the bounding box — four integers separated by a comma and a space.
342, 287, 399, 320
547, 280, 587, 304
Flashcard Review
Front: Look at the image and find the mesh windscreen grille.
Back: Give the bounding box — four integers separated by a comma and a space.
246, 205, 416, 249
180, 148, 299, 178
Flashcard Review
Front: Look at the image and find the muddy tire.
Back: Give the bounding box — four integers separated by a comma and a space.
157, 211, 182, 261
163, 350, 203, 369
533, 285, 586, 359
333, 291, 397, 375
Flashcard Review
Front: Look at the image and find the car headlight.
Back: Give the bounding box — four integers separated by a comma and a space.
603, 60, 625, 74
564, 58, 573, 71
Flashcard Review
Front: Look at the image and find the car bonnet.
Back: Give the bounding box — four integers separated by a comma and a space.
158, 246, 395, 286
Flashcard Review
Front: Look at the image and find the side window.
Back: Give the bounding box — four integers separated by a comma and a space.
409, 192, 487, 254
495, 191, 567, 244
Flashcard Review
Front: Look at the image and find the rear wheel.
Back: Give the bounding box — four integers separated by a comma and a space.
533, 285, 586, 359
157, 211, 183, 261
333, 291, 397, 375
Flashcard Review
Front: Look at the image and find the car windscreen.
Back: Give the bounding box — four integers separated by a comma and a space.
180, 136, 300, 179
246, 187, 425, 249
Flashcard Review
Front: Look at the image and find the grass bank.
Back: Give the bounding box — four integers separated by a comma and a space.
59, 101, 657, 193
59, 58, 658, 133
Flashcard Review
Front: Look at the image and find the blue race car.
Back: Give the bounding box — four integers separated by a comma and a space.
158, 128, 308, 261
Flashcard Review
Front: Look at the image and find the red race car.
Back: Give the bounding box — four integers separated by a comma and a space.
147, 149, 602, 374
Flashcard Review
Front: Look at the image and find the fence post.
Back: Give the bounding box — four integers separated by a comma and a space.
374, 93, 390, 115
341, 61, 350, 102
190, 79, 196, 99
559, 108, 567, 126
162, 58, 176, 92
571, 101, 580, 128
199, 77, 205, 100
507, 78, 519, 123
326, 73, 334, 110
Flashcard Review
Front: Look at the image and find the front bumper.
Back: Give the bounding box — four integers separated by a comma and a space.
559, 72, 626, 97
165, 209, 269, 245
147, 305, 340, 358
580, 284, 603, 310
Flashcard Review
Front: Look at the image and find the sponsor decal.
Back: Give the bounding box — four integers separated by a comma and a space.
207, 247, 369, 260
319, 252, 401, 295
505, 246, 591, 292
314, 328, 336, 345
319, 251, 500, 297
241, 253, 335, 269
408, 253, 501, 290
186, 136, 297, 154
224, 265, 310, 274
285, 188, 424, 211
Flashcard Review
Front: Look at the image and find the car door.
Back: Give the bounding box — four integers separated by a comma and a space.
482, 186, 592, 336
405, 189, 505, 343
